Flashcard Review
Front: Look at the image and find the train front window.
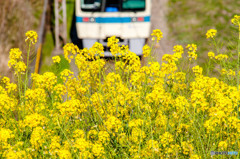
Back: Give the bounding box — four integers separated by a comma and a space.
81, 0, 101, 11
105, 0, 121, 12
122, 0, 145, 11
81, 0, 145, 12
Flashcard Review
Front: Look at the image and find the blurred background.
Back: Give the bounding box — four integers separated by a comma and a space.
0, 0, 43, 78
0, 0, 239, 79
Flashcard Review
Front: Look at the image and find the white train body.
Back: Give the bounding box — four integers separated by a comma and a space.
75, 0, 151, 56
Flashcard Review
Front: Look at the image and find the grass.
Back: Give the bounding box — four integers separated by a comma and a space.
40, 32, 55, 74
168, 0, 240, 74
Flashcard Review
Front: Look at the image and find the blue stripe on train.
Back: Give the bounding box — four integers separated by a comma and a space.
76, 16, 150, 23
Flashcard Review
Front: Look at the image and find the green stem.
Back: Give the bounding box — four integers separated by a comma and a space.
17, 72, 22, 120
147, 107, 154, 154
98, 57, 102, 93
213, 38, 219, 54
17, 73, 22, 103
56, 117, 80, 159
24, 43, 31, 95
149, 41, 156, 64
114, 55, 117, 73
207, 59, 211, 76
237, 25, 240, 119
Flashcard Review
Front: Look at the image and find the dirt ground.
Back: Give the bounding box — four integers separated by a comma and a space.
150, 0, 175, 63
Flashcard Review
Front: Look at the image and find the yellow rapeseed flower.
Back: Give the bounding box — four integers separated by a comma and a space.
93, 42, 104, 57
9, 48, 22, 61
130, 127, 146, 143
8, 48, 23, 69
52, 56, 61, 63
30, 127, 46, 150
142, 44, 151, 57
0, 128, 14, 143
160, 132, 173, 147
221, 68, 227, 75
5, 83, 17, 94
161, 62, 178, 75
231, 15, 240, 26
218, 141, 228, 150
98, 131, 110, 143
49, 136, 61, 155
104, 115, 122, 133
23, 113, 48, 128
192, 65, 203, 76
227, 69, 235, 77
25, 30, 38, 44
162, 54, 178, 63
208, 51, 215, 59
15, 61, 26, 74
110, 43, 120, 56
173, 45, 184, 54
1, 76, 10, 84
74, 138, 90, 151
173, 45, 184, 59
92, 143, 105, 157
3, 149, 29, 159
181, 141, 194, 155
215, 54, 228, 61
107, 36, 119, 47
206, 29, 217, 39
60, 69, 74, 81
186, 44, 197, 60
146, 140, 160, 155
129, 119, 144, 128
151, 29, 163, 42
63, 43, 80, 63
120, 45, 129, 56
58, 149, 72, 159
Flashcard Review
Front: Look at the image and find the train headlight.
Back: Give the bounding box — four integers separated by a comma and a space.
83, 17, 95, 22
131, 17, 144, 22
137, 17, 144, 22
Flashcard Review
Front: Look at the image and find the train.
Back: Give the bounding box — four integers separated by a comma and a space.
75, 0, 151, 57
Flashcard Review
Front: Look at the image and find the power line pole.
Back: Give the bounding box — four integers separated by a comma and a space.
54, 0, 67, 53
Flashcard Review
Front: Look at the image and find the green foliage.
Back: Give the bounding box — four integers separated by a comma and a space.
40, 31, 55, 74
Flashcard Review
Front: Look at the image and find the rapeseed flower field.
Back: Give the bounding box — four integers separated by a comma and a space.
1, 15, 240, 158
